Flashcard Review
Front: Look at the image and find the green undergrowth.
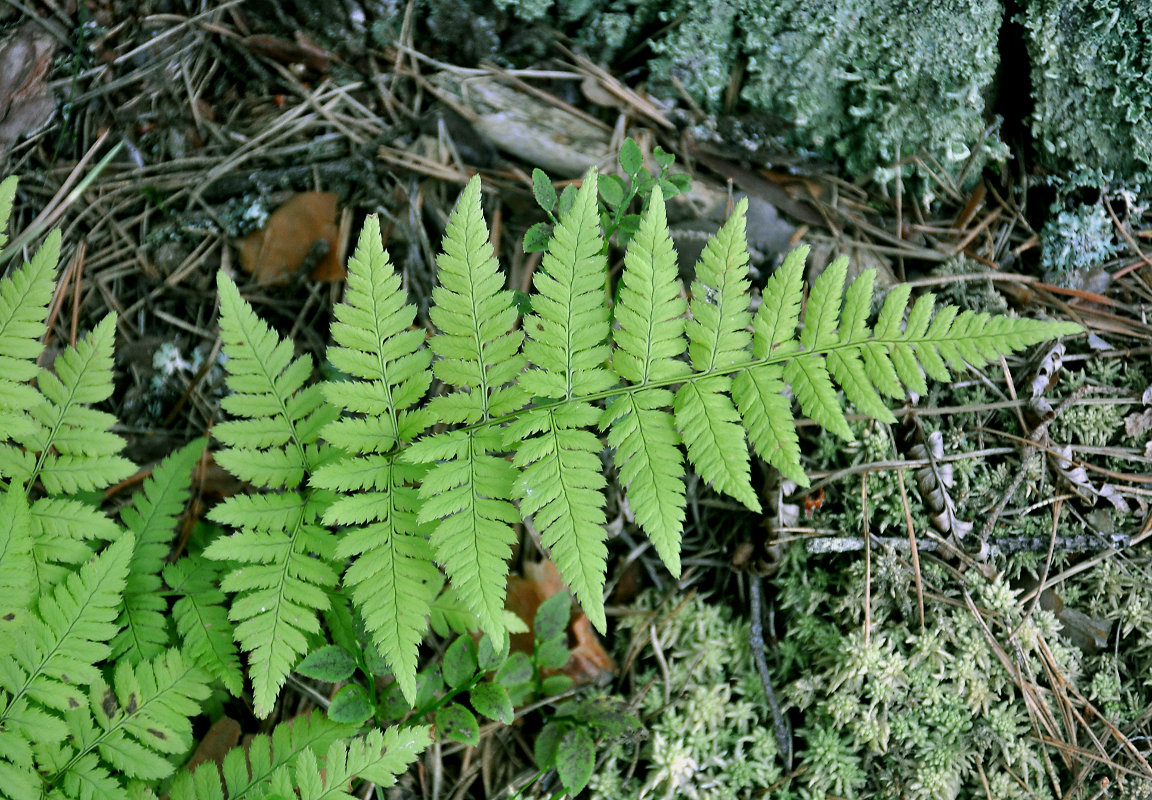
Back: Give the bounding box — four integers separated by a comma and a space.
0, 149, 1080, 799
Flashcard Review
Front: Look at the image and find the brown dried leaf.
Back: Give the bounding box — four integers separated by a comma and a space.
0, 22, 56, 149
182, 716, 241, 773
505, 560, 614, 687
236, 193, 345, 284
1049, 443, 1096, 502
910, 430, 973, 539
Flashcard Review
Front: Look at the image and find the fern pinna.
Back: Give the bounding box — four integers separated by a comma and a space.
203, 168, 1074, 708
0, 174, 429, 799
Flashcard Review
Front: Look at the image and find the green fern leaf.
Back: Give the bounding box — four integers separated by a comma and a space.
25, 315, 135, 493
92, 649, 208, 777
112, 439, 207, 664
735, 245, 807, 486
208, 272, 339, 718
205, 489, 336, 718
313, 215, 440, 706
0, 226, 57, 447
290, 726, 431, 800
603, 186, 688, 575
163, 557, 244, 696
168, 712, 354, 800
0, 533, 132, 731
510, 171, 613, 631
36, 648, 211, 790
0, 485, 35, 633
0, 175, 16, 253
677, 202, 760, 511
406, 176, 525, 640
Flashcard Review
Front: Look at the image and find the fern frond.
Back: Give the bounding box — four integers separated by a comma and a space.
0, 226, 56, 454
163, 557, 244, 697
425, 175, 526, 424
313, 215, 440, 705
205, 489, 336, 718
38, 648, 210, 792
413, 428, 518, 640
510, 171, 612, 630
112, 439, 207, 664
0, 175, 15, 253
0, 485, 35, 634
208, 273, 339, 718
0, 533, 132, 737
677, 203, 760, 511
167, 712, 354, 800
407, 177, 524, 640
603, 186, 689, 573
288, 726, 430, 800
732, 246, 807, 485
22, 315, 135, 494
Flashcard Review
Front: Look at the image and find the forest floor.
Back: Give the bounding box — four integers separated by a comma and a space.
2, 2, 1152, 798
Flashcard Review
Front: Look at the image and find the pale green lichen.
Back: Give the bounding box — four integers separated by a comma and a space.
1040, 203, 1121, 275
739, 0, 1006, 186
1024, 0, 1152, 183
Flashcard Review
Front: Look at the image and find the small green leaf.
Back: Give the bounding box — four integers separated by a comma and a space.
599, 175, 627, 208
532, 168, 557, 214
470, 682, 514, 724
507, 682, 534, 706
618, 214, 642, 238
668, 173, 691, 194
477, 634, 506, 671
496, 651, 533, 686
378, 682, 411, 720
363, 637, 390, 677
556, 726, 595, 795
323, 601, 360, 660
534, 592, 570, 642
523, 222, 552, 253
534, 721, 565, 768
573, 697, 640, 737
443, 635, 479, 688
619, 138, 643, 177
297, 645, 357, 683
415, 665, 444, 709
512, 289, 534, 315
541, 674, 573, 695
328, 683, 374, 724
558, 184, 578, 217
435, 703, 480, 746
537, 635, 570, 671
653, 146, 674, 170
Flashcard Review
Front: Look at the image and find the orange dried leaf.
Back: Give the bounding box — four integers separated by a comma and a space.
505, 560, 614, 686
237, 192, 344, 284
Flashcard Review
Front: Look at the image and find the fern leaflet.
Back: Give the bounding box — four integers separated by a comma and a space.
677, 201, 761, 511
509, 170, 613, 631
163, 557, 244, 697
113, 439, 207, 664
603, 186, 689, 574
406, 176, 525, 640
313, 215, 440, 705
206, 272, 339, 718
167, 712, 355, 800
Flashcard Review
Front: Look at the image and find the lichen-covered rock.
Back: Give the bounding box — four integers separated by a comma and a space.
738, 0, 1006, 185
1024, 0, 1152, 183
488, 0, 1006, 187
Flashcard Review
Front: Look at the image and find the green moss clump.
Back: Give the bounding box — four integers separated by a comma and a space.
1024, 0, 1152, 183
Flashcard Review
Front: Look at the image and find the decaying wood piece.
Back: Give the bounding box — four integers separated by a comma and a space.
430, 72, 611, 176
